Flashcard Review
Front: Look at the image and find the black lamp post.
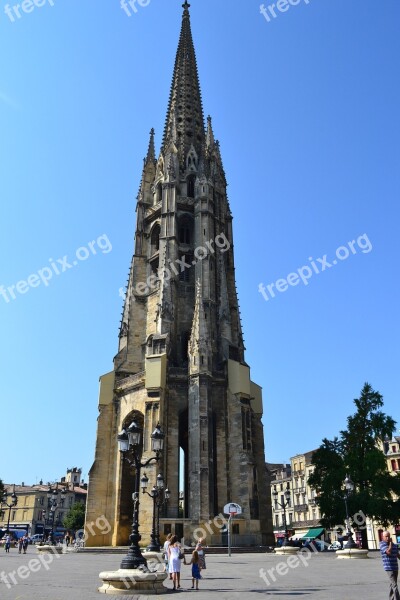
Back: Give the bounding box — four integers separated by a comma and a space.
343, 475, 357, 549
1, 485, 18, 533
141, 472, 170, 552
46, 485, 66, 544
272, 483, 292, 546
155, 482, 170, 549
117, 421, 165, 569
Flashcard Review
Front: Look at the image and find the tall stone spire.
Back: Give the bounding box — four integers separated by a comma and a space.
86, 1, 273, 554
162, 1, 205, 165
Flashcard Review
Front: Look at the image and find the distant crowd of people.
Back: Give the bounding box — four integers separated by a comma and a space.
3, 533, 29, 553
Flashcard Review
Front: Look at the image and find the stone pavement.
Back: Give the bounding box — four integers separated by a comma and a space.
0, 549, 387, 599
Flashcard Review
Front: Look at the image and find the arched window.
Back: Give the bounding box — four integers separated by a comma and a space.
150, 257, 159, 275
150, 224, 161, 255
156, 183, 163, 204
187, 175, 196, 198
181, 332, 189, 363
179, 254, 193, 282
179, 216, 192, 245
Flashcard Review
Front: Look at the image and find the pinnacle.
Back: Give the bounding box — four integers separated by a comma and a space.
145, 128, 156, 165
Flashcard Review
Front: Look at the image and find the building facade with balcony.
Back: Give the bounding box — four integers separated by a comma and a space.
290, 450, 327, 542
269, 439, 400, 549
377, 435, 400, 545
268, 463, 294, 543
0, 469, 87, 537
269, 451, 331, 546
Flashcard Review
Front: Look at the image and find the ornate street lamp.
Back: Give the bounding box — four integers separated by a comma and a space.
272, 483, 292, 546
1, 485, 18, 533
118, 421, 165, 569
155, 483, 170, 549
46, 485, 66, 544
343, 475, 357, 549
141, 472, 170, 552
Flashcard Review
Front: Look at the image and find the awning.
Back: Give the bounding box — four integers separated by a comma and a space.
302, 527, 324, 540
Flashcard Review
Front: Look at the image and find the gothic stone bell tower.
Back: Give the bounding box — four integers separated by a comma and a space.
86, 1, 272, 547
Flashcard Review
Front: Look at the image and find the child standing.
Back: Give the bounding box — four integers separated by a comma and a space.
187, 550, 201, 590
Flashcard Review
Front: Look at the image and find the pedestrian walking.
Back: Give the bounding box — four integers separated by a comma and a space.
195, 538, 207, 571
18, 537, 23, 554
380, 531, 400, 600
65, 533, 71, 547
163, 533, 173, 579
5, 535, 11, 553
22, 535, 29, 554
168, 535, 184, 590
185, 550, 202, 590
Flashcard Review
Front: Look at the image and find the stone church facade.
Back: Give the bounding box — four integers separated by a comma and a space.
86, 2, 273, 547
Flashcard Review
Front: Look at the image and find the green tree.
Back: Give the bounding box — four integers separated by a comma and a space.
63, 502, 85, 532
308, 383, 400, 549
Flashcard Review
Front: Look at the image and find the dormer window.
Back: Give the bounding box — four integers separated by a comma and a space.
187, 146, 198, 172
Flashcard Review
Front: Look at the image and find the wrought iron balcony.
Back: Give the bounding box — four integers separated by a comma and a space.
294, 504, 308, 512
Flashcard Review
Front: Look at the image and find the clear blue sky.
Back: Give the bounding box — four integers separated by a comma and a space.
0, 0, 399, 485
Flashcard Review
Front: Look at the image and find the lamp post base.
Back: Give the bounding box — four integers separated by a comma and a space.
336, 549, 369, 559
98, 569, 167, 595
275, 546, 300, 556
36, 545, 64, 555
120, 545, 147, 570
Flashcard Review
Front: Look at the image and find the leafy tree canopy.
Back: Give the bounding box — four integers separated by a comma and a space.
308, 383, 400, 548
63, 502, 85, 531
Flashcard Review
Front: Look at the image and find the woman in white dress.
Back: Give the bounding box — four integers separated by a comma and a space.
163, 533, 172, 579
168, 535, 183, 590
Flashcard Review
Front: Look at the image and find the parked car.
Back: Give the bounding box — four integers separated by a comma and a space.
31, 534, 44, 544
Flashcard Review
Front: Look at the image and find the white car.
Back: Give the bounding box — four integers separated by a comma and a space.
31, 534, 44, 544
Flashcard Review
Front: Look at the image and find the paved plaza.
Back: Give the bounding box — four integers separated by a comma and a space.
0, 549, 388, 599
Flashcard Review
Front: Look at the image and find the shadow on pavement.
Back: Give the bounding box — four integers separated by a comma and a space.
250, 588, 325, 595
